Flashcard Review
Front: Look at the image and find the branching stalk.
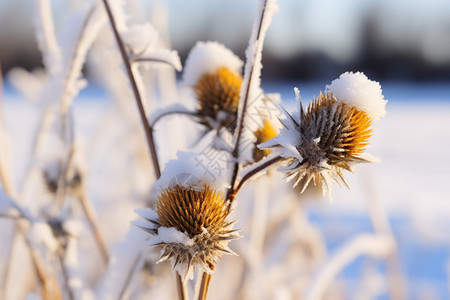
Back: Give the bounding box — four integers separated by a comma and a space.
228, 0, 270, 202
230, 156, 282, 201
102, 0, 161, 178
100, 1, 189, 298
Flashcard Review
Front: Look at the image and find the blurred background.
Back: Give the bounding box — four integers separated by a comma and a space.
1, 0, 450, 82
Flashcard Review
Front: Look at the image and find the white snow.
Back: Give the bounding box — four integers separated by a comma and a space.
325, 72, 387, 121
151, 151, 231, 195
27, 222, 59, 253
122, 24, 159, 55
135, 207, 158, 222
182, 41, 243, 86
34, 0, 61, 76
124, 24, 182, 72
147, 226, 192, 247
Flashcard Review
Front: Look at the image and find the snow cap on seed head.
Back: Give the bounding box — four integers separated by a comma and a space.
135, 152, 239, 280
259, 71, 387, 198
183, 41, 243, 86
326, 71, 387, 121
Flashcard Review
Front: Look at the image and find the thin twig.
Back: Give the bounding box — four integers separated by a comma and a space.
151, 110, 204, 127
78, 189, 109, 264
131, 57, 179, 70
230, 156, 281, 201
227, 0, 269, 202
102, 0, 161, 178
57, 251, 74, 300
117, 251, 144, 300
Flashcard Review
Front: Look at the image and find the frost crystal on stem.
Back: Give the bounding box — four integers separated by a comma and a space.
260, 72, 387, 197
136, 185, 239, 280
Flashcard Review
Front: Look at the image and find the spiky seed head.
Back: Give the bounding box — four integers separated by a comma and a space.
194, 67, 242, 131
289, 92, 372, 194
252, 119, 278, 163
140, 184, 239, 279
261, 92, 375, 196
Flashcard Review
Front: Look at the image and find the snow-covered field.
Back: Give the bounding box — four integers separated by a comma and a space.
2, 81, 450, 299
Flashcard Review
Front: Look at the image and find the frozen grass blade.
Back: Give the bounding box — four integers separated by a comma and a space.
78, 188, 109, 264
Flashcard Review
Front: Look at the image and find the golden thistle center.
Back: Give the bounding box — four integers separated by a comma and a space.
157, 185, 231, 238
253, 119, 278, 162
194, 67, 242, 128
300, 93, 373, 166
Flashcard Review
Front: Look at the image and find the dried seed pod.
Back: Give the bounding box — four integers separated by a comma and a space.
261, 92, 376, 196
137, 185, 239, 279
194, 67, 242, 132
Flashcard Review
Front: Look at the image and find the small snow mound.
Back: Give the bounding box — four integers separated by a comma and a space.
183, 41, 243, 86
150, 227, 191, 245
326, 72, 387, 121
152, 151, 231, 194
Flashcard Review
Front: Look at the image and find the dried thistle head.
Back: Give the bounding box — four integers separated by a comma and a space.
194, 67, 242, 131
136, 184, 239, 280
252, 119, 278, 163
292, 92, 372, 192
260, 89, 379, 197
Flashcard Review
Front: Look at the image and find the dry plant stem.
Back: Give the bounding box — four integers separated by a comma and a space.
78, 190, 109, 264
102, 0, 161, 178
101, 1, 188, 297
55, 138, 73, 210
176, 273, 188, 300
228, 0, 268, 202
57, 252, 74, 300
26, 226, 63, 300
197, 268, 214, 300
232, 156, 282, 199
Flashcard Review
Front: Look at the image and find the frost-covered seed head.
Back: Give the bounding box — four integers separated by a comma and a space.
194, 67, 242, 132
261, 92, 375, 196
183, 41, 243, 87
138, 185, 239, 279
252, 119, 278, 163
